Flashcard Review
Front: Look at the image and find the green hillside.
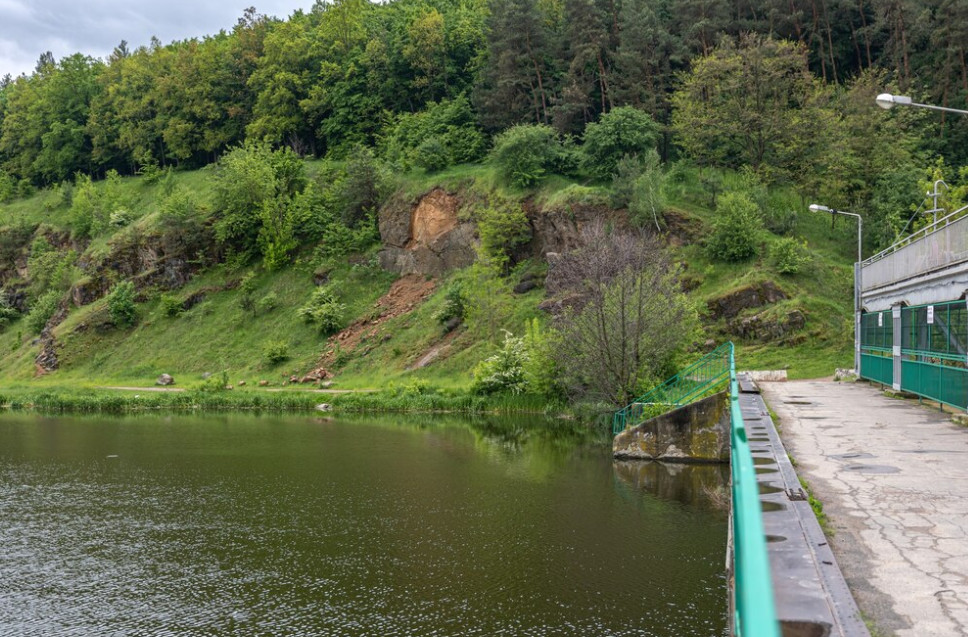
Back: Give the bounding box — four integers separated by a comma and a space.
0, 158, 854, 399
4, 0, 966, 407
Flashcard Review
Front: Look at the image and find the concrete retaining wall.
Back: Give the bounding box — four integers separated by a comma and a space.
612, 392, 730, 462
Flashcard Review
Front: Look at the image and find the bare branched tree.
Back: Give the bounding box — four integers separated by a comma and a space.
548, 221, 698, 405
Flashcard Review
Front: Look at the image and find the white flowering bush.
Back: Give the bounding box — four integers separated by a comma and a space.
470, 331, 529, 395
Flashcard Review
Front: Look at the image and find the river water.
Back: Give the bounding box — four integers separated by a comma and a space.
0, 413, 728, 636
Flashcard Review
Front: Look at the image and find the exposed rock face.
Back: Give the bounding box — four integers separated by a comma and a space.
379, 188, 477, 277
706, 280, 788, 320
729, 309, 806, 342
2, 284, 29, 314
378, 189, 631, 278
537, 292, 584, 315
71, 277, 104, 307
70, 227, 214, 307
34, 302, 69, 374
519, 204, 628, 260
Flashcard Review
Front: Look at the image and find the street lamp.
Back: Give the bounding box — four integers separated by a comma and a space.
875, 93, 968, 116
809, 204, 863, 375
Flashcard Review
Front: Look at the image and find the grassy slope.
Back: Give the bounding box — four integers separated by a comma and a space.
0, 162, 854, 390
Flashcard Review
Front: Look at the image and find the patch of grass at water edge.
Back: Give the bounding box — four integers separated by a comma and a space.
0, 386, 572, 419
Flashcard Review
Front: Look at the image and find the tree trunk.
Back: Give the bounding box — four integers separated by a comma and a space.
857, 0, 872, 67
821, 0, 839, 81
525, 33, 549, 123
810, 0, 828, 81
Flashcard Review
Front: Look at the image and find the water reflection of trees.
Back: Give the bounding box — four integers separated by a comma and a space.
334, 412, 598, 448
613, 460, 730, 514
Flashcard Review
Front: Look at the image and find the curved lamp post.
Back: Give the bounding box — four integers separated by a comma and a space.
810, 204, 862, 374
875, 93, 968, 116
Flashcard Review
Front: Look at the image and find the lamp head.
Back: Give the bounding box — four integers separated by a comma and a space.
876, 93, 913, 109
808, 204, 831, 213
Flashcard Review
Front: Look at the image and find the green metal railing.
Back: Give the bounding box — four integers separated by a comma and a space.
860, 300, 968, 410
612, 343, 780, 636
860, 309, 894, 386
728, 344, 780, 637
900, 299, 967, 410
611, 342, 732, 435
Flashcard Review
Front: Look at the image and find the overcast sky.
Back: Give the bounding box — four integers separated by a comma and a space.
0, 0, 315, 78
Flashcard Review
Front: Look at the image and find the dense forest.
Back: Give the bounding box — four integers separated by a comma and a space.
1, 0, 967, 248
0, 0, 964, 403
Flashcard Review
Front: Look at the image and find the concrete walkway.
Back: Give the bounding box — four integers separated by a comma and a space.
763, 380, 968, 637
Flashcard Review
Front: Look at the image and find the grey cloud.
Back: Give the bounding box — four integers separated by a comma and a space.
0, 0, 312, 77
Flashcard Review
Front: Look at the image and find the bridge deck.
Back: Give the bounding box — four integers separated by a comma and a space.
736, 375, 868, 636
764, 379, 968, 636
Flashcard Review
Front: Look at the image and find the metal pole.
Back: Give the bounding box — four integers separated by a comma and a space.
856, 215, 862, 376
808, 204, 863, 374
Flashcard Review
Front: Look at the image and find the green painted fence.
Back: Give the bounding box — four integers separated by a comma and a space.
612, 343, 731, 435
612, 343, 780, 637
860, 351, 893, 386
861, 300, 968, 410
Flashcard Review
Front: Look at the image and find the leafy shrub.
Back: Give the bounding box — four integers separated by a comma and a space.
521, 318, 560, 399
708, 191, 763, 262
262, 339, 290, 365
476, 203, 532, 271
108, 281, 137, 327
0, 289, 20, 330
610, 155, 644, 209
581, 106, 660, 180
16, 179, 34, 199
110, 207, 137, 227
318, 212, 380, 259
136, 151, 163, 185
413, 137, 449, 172
238, 272, 257, 314
381, 96, 487, 171
197, 370, 230, 392
25, 290, 61, 334
471, 331, 529, 395
0, 223, 33, 271
433, 282, 467, 326
769, 237, 810, 274
213, 142, 306, 257
27, 238, 77, 296
298, 288, 346, 335
160, 293, 183, 317
611, 150, 666, 229
0, 170, 15, 203
158, 188, 209, 258
490, 124, 561, 188
764, 206, 798, 235
68, 174, 104, 238
258, 196, 297, 270
257, 292, 279, 313
341, 146, 391, 227
388, 378, 434, 397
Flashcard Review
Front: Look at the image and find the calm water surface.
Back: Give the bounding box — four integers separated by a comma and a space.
0, 413, 727, 636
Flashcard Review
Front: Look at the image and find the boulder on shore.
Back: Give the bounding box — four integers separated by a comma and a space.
156, 373, 175, 386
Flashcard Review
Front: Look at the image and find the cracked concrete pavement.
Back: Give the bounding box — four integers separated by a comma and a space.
763, 379, 968, 636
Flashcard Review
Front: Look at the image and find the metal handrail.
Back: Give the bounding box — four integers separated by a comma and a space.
611, 343, 780, 635
863, 203, 968, 266
611, 343, 732, 434
729, 343, 781, 637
